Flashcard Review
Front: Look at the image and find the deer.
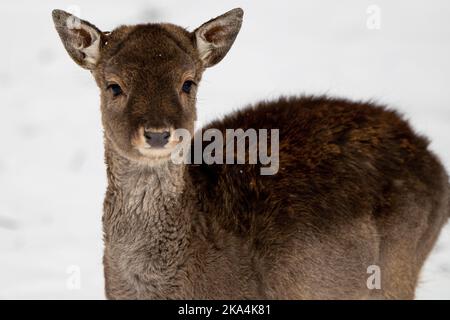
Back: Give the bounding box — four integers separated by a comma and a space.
52, 8, 449, 299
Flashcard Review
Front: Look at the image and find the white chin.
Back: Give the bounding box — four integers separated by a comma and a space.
138, 147, 174, 163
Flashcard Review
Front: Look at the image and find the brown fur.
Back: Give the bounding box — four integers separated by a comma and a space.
52, 9, 449, 299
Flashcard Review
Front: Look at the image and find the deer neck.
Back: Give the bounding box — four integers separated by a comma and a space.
102, 142, 190, 279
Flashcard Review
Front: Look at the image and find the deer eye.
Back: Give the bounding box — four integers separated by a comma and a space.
182, 80, 195, 94
107, 83, 123, 97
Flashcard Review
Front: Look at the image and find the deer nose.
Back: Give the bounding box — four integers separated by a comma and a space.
144, 130, 171, 148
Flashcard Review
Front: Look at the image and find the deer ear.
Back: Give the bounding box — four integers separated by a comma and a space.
194, 8, 243, 68
52, 9, 104, 70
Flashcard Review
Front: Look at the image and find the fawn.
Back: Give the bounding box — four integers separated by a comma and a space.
52, 8, 449, 299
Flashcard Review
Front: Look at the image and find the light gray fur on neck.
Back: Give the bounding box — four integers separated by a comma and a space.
103, 143, 190, 291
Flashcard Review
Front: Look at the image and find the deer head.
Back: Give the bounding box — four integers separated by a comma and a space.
52, 8, 243, 164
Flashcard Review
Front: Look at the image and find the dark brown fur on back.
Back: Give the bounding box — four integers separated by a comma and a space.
183, 96, 448, 298
185, 96, 449, 299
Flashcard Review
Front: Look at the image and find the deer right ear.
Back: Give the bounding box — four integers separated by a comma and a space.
52, 9, 104, 70
194, 8, 243, 68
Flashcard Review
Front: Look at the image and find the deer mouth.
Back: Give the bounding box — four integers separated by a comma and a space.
131, 128, 177, 161
138, 142, 178, 159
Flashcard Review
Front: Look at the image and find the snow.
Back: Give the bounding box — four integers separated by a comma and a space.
0, 0, 449, 299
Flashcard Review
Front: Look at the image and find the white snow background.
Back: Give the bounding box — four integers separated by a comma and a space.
0, 0, 449, 299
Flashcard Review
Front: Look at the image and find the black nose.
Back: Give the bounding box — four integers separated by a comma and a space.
144, 131, 170, 148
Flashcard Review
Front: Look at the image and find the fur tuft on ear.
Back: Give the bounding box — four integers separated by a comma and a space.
194, 8, 243, 68
52, 9, 104, 70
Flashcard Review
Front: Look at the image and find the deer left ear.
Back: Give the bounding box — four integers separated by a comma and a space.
52, 9, 104, 70
194, 8, 243, 68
